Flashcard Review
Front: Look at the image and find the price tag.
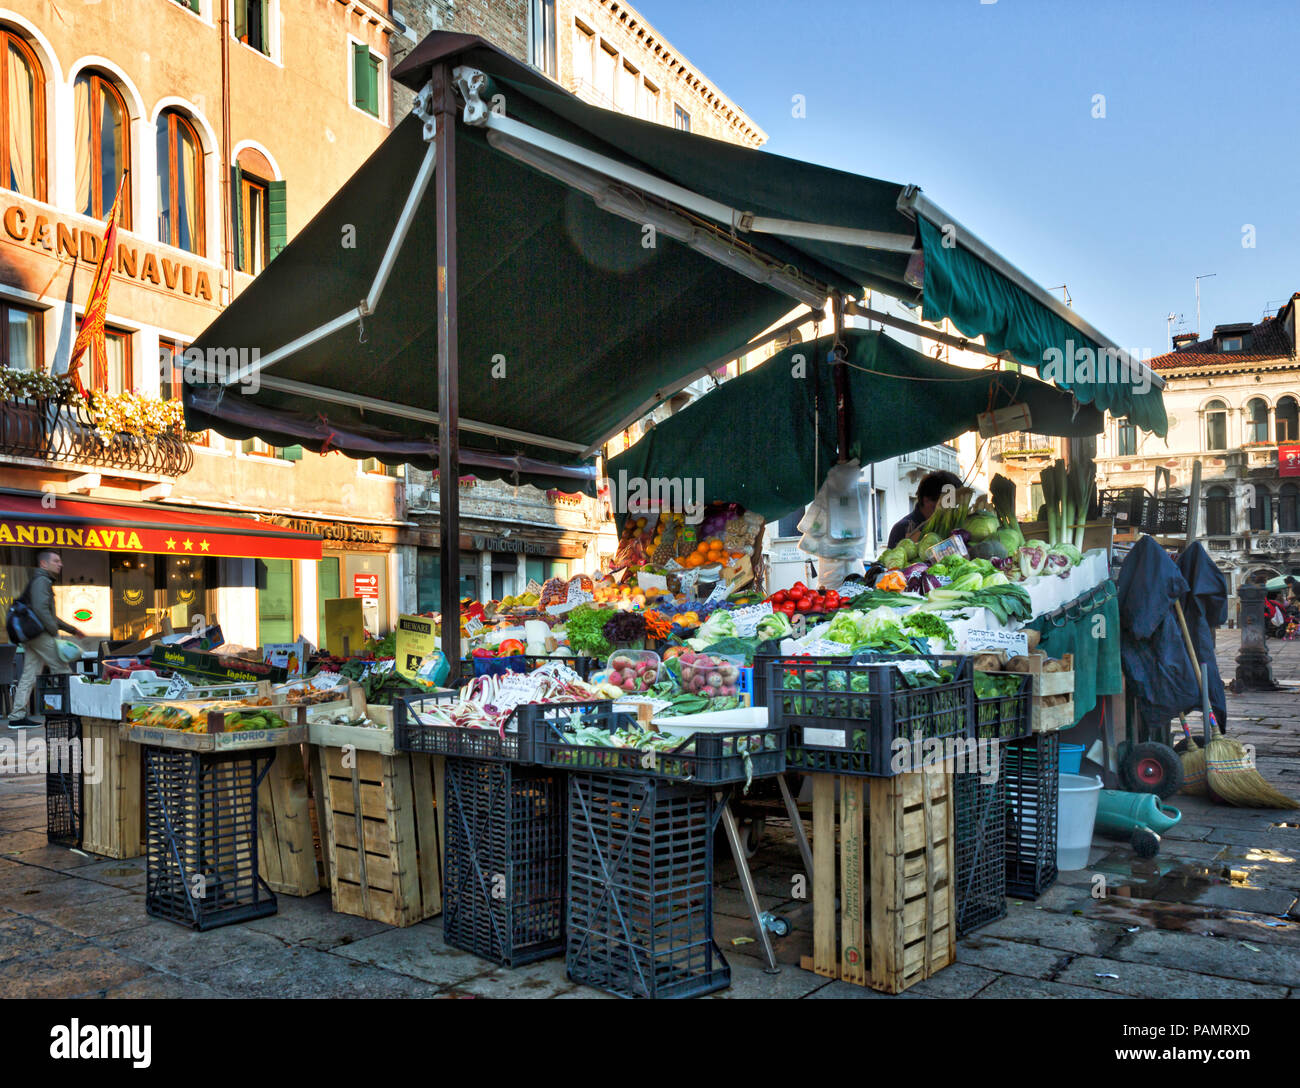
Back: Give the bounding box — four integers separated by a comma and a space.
566, 583, 594, 605
730, 602, 774, 638
164, 673, 193, 698
965, 628, 1029, 656
797, 638, 853, 657
309, 671, 347, 691
526, 579, 543, 597
837, 580, 870, 597
896, 659, 940, 678
638, 571, 669, 593
465, 618, 484, 636
703, 579, 731, 607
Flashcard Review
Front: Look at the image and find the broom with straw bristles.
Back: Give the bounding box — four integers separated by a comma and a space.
1172, 603, 1208, 795
1173, 602, 1298, 809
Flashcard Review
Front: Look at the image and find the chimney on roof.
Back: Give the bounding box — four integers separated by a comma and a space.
1172, 332, 1199, 351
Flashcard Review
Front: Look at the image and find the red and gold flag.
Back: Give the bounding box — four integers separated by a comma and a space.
66, 174, 126, 396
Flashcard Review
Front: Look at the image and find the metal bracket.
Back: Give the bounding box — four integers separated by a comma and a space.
734, 210, 755, 232
412, 81, 438, 142
452, 65, 488, 126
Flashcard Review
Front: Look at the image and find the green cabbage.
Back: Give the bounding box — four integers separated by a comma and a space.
950, 572, 986, 592
982, 572, 1010, 588
965, 512, 999, 543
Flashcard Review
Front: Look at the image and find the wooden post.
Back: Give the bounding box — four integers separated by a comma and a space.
433, 63, 462, 683
832, 294, 850, 463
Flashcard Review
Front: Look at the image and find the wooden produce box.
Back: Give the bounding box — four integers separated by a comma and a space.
257, 742, 323, 897
801, 769, 956, 995
312, 745, 444, 927
125, 703, 309, 752
971, 651, 1075, 733
81, 717, 144, 860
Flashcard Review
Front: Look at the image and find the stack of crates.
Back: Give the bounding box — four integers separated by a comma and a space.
441, 757, 567, 966
566, 773, 729, 999
40, 675, 82, 848
1004, 733, 1060, 899
143, 747, 278, 929
953, 750, 1007, 936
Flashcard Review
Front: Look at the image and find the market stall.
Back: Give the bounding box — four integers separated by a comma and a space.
145, 29, 1177, 995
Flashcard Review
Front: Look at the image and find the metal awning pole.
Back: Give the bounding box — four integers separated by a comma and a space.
433, 64, 462, 682
832, 295, 850, 463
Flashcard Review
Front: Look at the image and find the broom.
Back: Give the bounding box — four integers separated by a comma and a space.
1173, 603, 1298, 809
1171, 603, 1207, 795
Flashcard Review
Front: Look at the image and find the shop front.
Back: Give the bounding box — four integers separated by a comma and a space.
262, 513, 409, 648
413, 525, 590, 611
0, 491, 321, 648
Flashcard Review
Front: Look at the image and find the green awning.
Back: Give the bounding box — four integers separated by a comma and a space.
919, 220, 1168, 436
607, 329, 1104, 524
184, 31, 1163, 491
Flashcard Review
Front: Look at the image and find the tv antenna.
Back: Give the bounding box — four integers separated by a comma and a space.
1195, 273, 1216, 338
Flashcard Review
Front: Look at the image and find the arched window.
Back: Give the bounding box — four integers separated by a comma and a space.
1279, 484, 1299, 533
1204, 400, 1228, 451
74, 71, 131, 227
1245, 398, 1269, 444
1205, 485, 1231, 536
156, 109, 203, 255
1, 30, 44, 200
1277, 396, 1299, 443
1249, 485, 1273, 533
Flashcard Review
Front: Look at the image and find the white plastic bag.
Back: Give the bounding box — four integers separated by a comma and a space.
799, 461, 868, 560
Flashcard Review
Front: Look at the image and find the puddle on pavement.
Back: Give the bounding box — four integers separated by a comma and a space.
100, 866, 141, 877
1091, 854, 1261, 904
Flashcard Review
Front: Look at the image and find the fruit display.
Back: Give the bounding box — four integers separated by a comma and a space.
127, 701, 291, 732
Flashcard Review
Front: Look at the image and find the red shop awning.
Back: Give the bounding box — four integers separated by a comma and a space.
0, 492, 322, 561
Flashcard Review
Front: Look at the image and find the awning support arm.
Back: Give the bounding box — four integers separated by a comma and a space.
221, 119, 439, 388
579, 311, 813, 459
467, 101, 918, 255
897, 187, 1166, 392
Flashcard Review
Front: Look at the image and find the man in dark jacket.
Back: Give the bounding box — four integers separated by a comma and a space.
887, 471, 963, 549
8, 550, 82, 729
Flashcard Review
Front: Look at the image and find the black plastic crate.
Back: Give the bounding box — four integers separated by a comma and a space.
143, 746, 278, 930
395, 694, 614, 763
1005, 732, 1060, 899
44, 714, 83, 847
35, 672, 71, 717
751, 651, 849, 708
974, 671, 1033, 740
443, 757, 566, 966
769, 655, 974, 777
566, 773, 730, 999
1099, 487, 1147, 528
537, 710, 784, 787
954, 749, 1007, 937
1154, 497, 1189, 535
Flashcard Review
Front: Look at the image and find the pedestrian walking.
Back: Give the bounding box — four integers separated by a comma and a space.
5, 550, 83, 729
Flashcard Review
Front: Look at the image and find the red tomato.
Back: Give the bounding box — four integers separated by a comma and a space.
773, 590, 788, 605
792, 582, 807, 594
780, 601, 797, 616
824, 591, 840, 606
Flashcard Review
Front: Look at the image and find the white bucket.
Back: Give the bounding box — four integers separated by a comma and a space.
1057, 773, 1103, 871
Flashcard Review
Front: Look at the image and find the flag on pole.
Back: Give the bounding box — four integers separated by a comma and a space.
66, 174, 126, 396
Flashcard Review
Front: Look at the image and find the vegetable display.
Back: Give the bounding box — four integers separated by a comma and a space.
565, 605, 617, 658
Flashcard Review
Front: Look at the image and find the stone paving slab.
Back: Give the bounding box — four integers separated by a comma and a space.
97, 973, 230, 1000
0, 939, 152, 998
1108, 928, 1300, 988
328, 921, 500, 988
980, 910, 1130, 956
955, 935, 1070, 979
974, 975, 1126, 999
24, 891, 154, 940
95, 916, 289, 977
242, 893, 393, 951
1055, 953, 1289, 999
180, 944, 444, 999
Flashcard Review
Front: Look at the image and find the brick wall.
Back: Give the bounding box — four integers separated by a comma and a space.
390, 0, 529, 119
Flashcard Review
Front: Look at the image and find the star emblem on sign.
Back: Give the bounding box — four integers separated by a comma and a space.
200, 540, 210, 552
183, 539, 193, 551
165, 537, 177, 550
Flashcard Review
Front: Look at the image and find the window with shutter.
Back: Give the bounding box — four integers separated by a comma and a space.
351, 43, 381, 118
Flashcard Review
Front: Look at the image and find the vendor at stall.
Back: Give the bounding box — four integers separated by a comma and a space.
887, 471, 964, 548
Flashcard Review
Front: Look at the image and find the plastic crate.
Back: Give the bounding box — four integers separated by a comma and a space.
537, 710, 784, 786
143, 746, 278, 930
471, 655, 593, 679
566, 773, 730, 999
953, 750, 1007, 937
35, 672, 71, 716
44, 714, 83, 847
442, 757, 565, 966
1099, 487, 1147, 528
1005, 732, 1060, 899
1154, 497, 1189, 535
395, 695, 614, 763
974, 671, 1033, 740
769, 655, 974, 777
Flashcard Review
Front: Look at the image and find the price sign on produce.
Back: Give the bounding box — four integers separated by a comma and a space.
729, 602, 774, 638
163, 673, 193, 699
965, 628, 1029, 656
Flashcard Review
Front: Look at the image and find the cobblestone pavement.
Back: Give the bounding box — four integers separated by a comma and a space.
1, 630, 1296, 999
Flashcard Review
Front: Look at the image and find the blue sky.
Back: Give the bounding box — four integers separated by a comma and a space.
638, 0, 1296, 356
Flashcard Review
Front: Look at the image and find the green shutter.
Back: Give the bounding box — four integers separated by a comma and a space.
279, 444, 303, 461
234, 0, 247, 40
367, 55, 381, 117
266, 179, 287, 261
352, 43, 369, 111
231, 163, 244, 271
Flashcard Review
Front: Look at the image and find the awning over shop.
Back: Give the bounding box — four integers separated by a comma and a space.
0, 492, 322, 561
608, 330, 1105, 524
183, 32, 1165, 493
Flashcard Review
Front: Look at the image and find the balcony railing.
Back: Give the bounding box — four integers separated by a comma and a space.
0, 395, 194, 477
898, 445, 960, 474
989, 432, 1058, 461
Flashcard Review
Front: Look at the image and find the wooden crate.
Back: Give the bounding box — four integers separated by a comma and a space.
1023, 653, 1076, 733
313, 746, 444, 927
256, 742, 322, 896
802, 770, 956, 994
81, 717, 144, 860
